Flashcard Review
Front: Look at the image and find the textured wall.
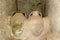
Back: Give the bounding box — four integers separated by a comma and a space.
0, 0, 16, 40
17, 0, 46, 17
46, 0, 60, 38
0, 0, 16, 16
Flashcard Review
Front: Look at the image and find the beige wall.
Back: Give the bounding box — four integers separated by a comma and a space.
0, 0, 16, 16
46, 0, 60, 37
0, 0, 16, 40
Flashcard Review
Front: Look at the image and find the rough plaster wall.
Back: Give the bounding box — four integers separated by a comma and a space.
0, 16, 11, 40
0, 0, 16, 40
0, 0, 16, 16
17, 0, 46, 17
46, 0, 60, 37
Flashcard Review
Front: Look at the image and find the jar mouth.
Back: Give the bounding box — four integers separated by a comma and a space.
30, 24, 44, 36
31, 28, 44, 36
12, 23, 24, 37
14, 29, 23, 37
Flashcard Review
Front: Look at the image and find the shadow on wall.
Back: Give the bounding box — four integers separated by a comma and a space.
16, 0, 47, 17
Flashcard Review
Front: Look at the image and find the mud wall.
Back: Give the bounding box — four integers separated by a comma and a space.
0, 0, 16, 16
0, 0, 16, 40
46, 0, 60, 37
